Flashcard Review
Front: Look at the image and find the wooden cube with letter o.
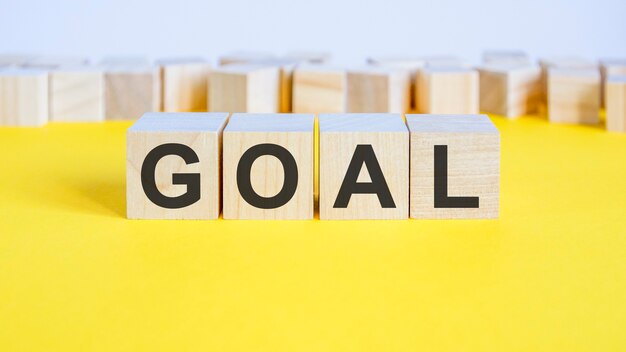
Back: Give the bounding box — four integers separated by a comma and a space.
222, 113, 314, 220
319, 113, 409, 220
126, 112, 229, 220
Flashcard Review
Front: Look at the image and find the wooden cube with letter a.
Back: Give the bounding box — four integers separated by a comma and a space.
407, 114, 499, 219
347, 67, 411, 113
319, 114, 409, 220
209, 64, 280, 113
417, 67, 479, 114
126, 112, 229, 220
548, 68, 600, 124
0, 67, 48, 126
478, 64, 541, 118
104, 65, 161, 120
292, 65, 347, 113
222, 113, 314, 220
158, 58, 211, 112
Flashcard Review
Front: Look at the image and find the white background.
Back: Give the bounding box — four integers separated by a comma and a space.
1, 0, 625, 65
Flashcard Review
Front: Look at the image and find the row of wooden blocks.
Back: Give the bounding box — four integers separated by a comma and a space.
2, 53, 626, 132
127, 112, 500, 220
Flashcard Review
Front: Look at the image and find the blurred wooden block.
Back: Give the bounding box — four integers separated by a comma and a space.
0, 54, 36, 67
292, 65, 347, 113
417, 67, 479, 114
319, 113, 409, 220
0, 68, 48, 126
24, 56, 89, 69
600, 59, 626, 107
478, 64, 541, 117
222, 113, 314, 220
104, 65, 161, 120
100, 56, 150, 66
284, 51, 331, 64
482, 50, 530, 66
539, 57, 597, 113
253, 59, 299, 113
548, 69, 600, 124
158, 58, 210, 112
126, 112, 229, 219
407, 114, 499, 219
50, 67, 104, 122
347, 67, 411, 113
219, 52, 275, 66
367, 56, 426, 112
209, 64, 280, 113
606, 76, 626, 133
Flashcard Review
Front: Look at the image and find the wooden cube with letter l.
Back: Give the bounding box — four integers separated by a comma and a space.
126, 112, 229, 220
222, 113, 314, 220
407, 114, 499, 219
319, 114, 409, 220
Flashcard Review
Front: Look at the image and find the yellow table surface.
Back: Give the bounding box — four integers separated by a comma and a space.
1, 115, 626, 351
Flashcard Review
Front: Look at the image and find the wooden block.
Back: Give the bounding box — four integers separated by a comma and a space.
50, 67, 104, 122
0, 67, 48, 126
158, 58, 210, 112
538, 57, 597, 113
292, 65, 347, 113
407, 114, 499, 219
482, 50, 530, 66
222, 113, 314, 220
284, 51, 331, 64
548, 68, 600, 124
24, 56, 89, 69
319, 114, 409, 220
104, 65, 161, 120
219, 52, 275, 66
126, 112, 229, 219
208, 64, 280, 113
367, 57, 426, 112
346, 67, 411, 113
600, 59, 626, 107
417, 67, 479, 114
478, 64, 541, 118
606, 76, 626, 133
252, 59, 299, 113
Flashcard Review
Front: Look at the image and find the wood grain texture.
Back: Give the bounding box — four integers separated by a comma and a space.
600, 59, 626, 108
417, 68, 479, 114
478, 65, 541, 118
222, 113, 314, 220
548, 69, 600, 124
104, 66, 161, 120
209, 65, 280, 113
50, 68, 104, 122
319, 114, 409, 220
538, 57, 597, 114
126, 112, 229, 219
606, 77, 626, 133
159, 59, 210, 112
292, 65, 346, 113
0, 68, 48, 126
347, 67, 411, 113
407, 114, 499, 219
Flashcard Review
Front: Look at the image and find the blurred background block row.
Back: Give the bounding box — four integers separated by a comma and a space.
1, 51, 625, 133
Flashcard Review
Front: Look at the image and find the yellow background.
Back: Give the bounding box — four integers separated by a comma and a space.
1, 115, 625, 351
